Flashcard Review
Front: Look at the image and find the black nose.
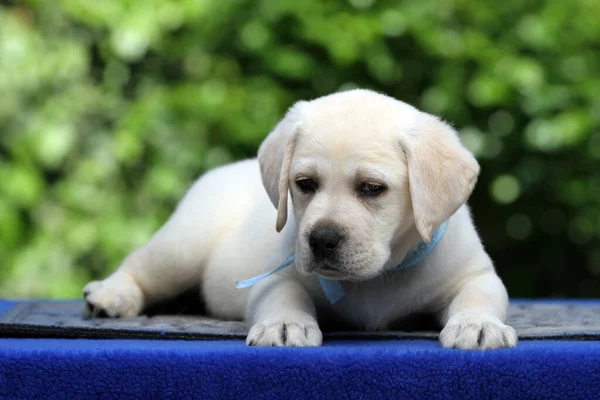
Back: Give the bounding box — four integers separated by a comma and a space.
309, 225, 343, 258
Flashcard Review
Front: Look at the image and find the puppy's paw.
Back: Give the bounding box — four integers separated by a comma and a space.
440, 313, 517, 350
83, 272, 144, 318
246, 315, 323, 347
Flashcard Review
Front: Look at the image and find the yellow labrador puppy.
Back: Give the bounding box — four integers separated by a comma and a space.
84, 89, 517, 349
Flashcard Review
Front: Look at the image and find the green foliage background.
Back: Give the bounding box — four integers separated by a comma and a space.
1, 0, 599, 298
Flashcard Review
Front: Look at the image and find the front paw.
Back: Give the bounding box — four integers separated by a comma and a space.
83, 272, 144, 318
440, 313, 517, 350
246, 315, 323, 347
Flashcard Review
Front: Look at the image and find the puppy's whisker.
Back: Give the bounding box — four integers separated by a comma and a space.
380, 268, 392, 284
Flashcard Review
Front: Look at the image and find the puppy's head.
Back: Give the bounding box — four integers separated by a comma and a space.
258, 89, 479, 281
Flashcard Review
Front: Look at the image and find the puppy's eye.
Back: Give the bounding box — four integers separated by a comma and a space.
296, 178, 318, 194
360, 182, 386, 197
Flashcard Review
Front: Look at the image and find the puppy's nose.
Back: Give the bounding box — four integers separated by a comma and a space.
309, 225, 343, 258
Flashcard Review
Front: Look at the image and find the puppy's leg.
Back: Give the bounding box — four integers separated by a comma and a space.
245, 275, 322, 347
438, 270, 517, 350
83, 169, 237, 317
83, 210, 206, 317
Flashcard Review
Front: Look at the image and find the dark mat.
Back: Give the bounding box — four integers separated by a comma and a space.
1, 300, 600, 341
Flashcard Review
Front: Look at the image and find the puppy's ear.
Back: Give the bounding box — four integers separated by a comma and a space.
258, 101, 308, 232
401, 113, 480, 242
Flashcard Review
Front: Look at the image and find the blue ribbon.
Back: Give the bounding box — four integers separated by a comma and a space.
236, 220, 449, 304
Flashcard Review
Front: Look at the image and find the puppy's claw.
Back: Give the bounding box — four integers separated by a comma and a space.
82, 274, 144, 318
246, 317, 322, 347
440, 313, 517, 350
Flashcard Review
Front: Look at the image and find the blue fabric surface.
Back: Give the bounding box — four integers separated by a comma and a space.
2, 300, 600, 399
1, 338, 600, 399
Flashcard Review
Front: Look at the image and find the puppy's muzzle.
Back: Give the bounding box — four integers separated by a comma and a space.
308, 224, 344, 260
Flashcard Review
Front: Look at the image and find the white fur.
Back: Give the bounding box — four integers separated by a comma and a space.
84, 89, 517, 350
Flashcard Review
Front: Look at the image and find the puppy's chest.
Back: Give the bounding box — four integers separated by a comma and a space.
325, 278, 436, 332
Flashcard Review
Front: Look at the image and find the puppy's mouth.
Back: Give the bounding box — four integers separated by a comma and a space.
311, 263, 351, 280
311, 262, 382, 282
314, 269, 346, 280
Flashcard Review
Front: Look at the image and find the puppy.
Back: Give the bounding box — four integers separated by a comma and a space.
84, 89, 517, 349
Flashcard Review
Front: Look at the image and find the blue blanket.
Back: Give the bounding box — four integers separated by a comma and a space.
1, 339, 600, 399
1, 299, 600, 399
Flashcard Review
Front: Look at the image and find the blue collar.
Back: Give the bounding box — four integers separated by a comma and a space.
236, 221, 449, 304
